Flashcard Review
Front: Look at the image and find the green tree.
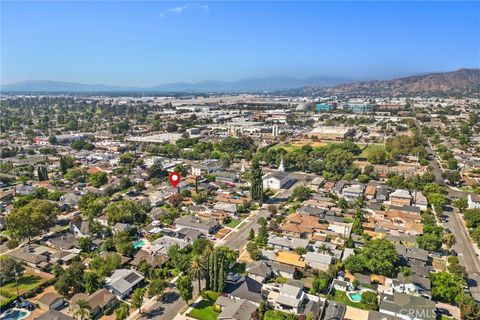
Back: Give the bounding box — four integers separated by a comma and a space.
88, 172, 108, 188
148, 278, 166, 300
83, 271, 102, 294
310, 271, 332, 295
131, 288, 145, 314
177, 275, 193, 306
106, 200, 146, 224
190, 255, 205, 293
431, 271, 463, 303
115, 303, 130, 320
417, 233, 443, 251
291, 186, 312, 201
37, 165, 49, 181
458, 293, 480, 320
362, 239, 399, 276
250, 158, 263, 203
6, 199, 59, 241
367, 148, 387, 164
72, 299, 91, 320
60, 155, 76, 174
453, 198, 468, 213
361, 291, 379, 310
0, 256, 25, 283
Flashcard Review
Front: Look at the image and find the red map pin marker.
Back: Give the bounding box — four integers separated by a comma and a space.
169, 172, 181, 188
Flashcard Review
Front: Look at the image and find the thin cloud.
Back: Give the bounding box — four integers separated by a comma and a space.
160, 4, 209, 18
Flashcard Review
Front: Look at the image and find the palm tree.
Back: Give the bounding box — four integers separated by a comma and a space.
443, 233, 456, 253
72, 299, 91, 320
190, 255, 205, 293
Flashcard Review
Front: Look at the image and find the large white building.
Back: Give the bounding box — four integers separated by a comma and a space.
262, 171, 289, 190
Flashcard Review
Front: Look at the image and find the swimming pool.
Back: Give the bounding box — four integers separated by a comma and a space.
0, 308, 30, 320
133, 239, 146, 249
347, 291, 362, 302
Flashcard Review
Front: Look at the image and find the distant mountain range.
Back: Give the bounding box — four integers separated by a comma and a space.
2, 69, 479, 95
1, 76, 353, 93
299, 68, 480, 97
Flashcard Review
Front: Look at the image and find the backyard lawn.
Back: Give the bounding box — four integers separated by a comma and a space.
0, 272, 48, 302
224, 219, 241, 228
187, 300, 220, 320
332, 290, 367, 310
359, 144, 385, 158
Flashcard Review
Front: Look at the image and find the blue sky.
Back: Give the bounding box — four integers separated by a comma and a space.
1, 1, 479, 86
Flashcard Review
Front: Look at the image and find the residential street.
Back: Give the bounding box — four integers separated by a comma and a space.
424, 142, 480, 301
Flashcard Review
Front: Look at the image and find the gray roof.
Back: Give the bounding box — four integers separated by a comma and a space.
390, 189, 411, 199
106, 269, 144, 295
223, 276, 263, 302
280, 281, 303, 297
368, 311, 403, 320
305, 252, 333, 265
324, 300, 346, 320
216, 297, 257, 320
263, 171, 289, 181
267, 235, 309, 250
379, 293, 436, 320
175, 216, 219, 230
276, 293, 302, 308
34, 310, 73, 320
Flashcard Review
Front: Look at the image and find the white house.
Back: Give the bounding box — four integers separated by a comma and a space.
262, 171, 289, 190
304, 252, 333, 271
468, 194, 480, 209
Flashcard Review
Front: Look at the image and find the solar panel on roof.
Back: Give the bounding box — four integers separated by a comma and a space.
124, 272, 140, 283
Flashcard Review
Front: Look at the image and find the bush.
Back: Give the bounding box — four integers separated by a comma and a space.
201, 289, 220, 301
6, 239, 19, 249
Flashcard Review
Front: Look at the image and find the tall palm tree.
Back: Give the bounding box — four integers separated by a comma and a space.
72, 299, 91, 320
190, 255, 205, 293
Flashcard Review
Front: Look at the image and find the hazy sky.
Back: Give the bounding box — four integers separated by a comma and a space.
1, 1, 479, 86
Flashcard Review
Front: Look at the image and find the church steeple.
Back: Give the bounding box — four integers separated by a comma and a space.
278, 156, 285, 172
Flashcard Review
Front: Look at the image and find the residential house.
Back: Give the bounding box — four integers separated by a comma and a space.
34, 310, 73, 320
191, 159, 224, 176
216, 296, 257, 320
223, 276, 263, 305
280, 214, 327, 239
175, 216, 220, 234
389, 189, 412, 206
70, 289, 118, 317
342, 184, 365, 201
37, 292, 65, 310
267, 235, 309, 251
310, 177, 325, 190
275, 251, 306, 269
379, 292, 436, 320
323, 301, 346, 320
7, 245, 51, 269
413, 192, 428, 211
364, 184, 377, 200
105, 269, 145, 299
69, 219, 90, 237
468, 193, 480, 209
304, 252, 333, 271
273, 280, 307, 314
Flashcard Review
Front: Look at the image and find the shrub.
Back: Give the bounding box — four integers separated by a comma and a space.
201, 290, 220, 301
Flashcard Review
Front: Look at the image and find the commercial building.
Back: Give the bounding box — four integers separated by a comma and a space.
308, 126, 355, 141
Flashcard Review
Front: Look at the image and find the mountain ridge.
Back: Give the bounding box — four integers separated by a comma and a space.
2, 69, 479, 95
